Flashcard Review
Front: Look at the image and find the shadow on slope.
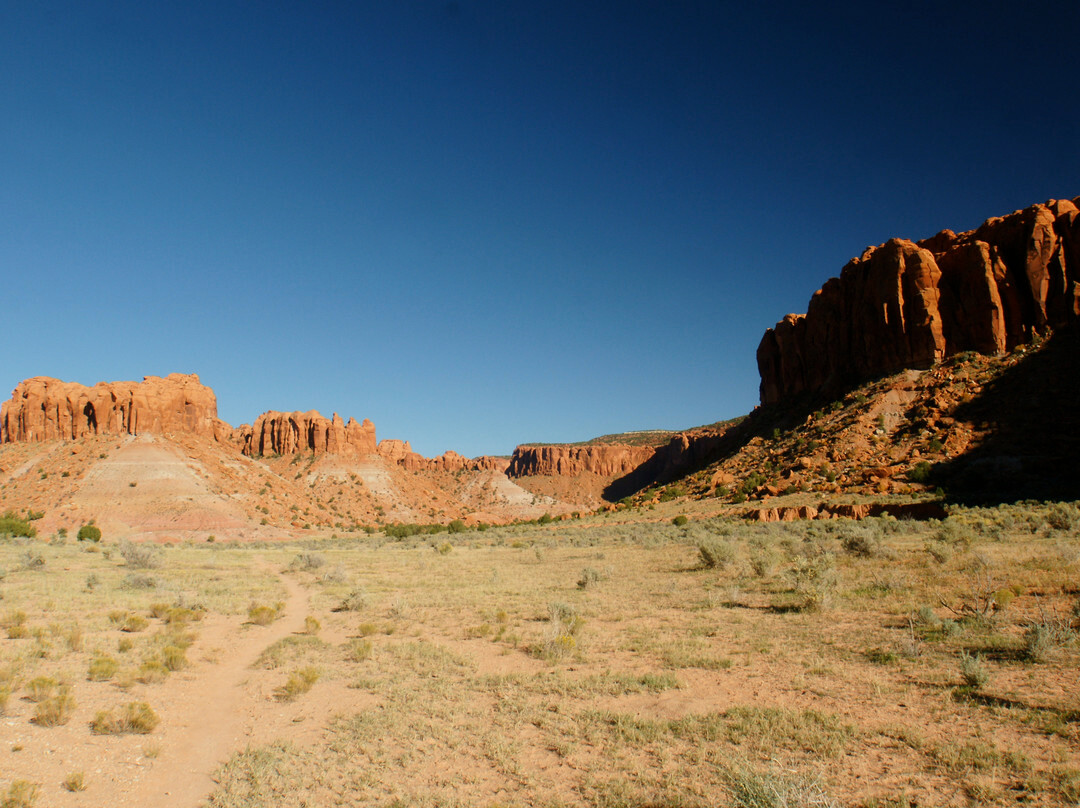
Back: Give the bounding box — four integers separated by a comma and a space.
932, 325, 1080, 505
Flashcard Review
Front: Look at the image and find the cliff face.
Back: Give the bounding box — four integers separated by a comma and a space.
507, 444, 659, 478
0, 374, 230, 443
237, 411, 377, 457
757, 198, 1080, 405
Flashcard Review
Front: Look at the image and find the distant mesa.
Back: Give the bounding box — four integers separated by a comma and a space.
757, 197, 1080, 405
0, 373, 230, 444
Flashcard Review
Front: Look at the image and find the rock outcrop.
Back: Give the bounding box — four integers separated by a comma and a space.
0, 374, 230, 443
377, 440, 508, 473
238, 411, 376, 457
507, 444, 659, 478
758, 198, 1080, 405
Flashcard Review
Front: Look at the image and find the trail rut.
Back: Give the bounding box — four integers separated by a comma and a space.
115, 563, 310, 807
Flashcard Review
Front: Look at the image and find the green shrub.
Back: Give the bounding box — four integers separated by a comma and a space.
337, 588, 368, 612
907, 461, 933, 484
1047, 503, 1080, 532
1023, 624, 1054, 663
577, 567, 601, 589
960, 651, 989, 690
698, 539, 737, 570
119, 539, 162, 569
288, 552, 325, 571
0, 511, 37, 538
77, 524, 101, 542
672, 515, 689, 527
447, 519, 467, 534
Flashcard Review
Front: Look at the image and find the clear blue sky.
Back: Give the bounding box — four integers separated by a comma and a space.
3, 2, 1078, 457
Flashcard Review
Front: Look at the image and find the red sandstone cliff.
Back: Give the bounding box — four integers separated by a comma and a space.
507, 444, 659, 478
237, 411, 377, 457
0, 374, 230, 443
757, 198, 1080, 405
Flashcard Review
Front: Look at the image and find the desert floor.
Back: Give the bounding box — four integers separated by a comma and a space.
1, 505, 1079, 807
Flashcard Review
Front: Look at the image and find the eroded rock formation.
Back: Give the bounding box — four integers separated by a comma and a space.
758, 198, 1080, 405
238, 411, 377, 457
507, 444, 659, 478
0, 374, 230, 443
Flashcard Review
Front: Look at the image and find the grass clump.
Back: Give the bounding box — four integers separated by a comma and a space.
344, 639, 373, 662
91, 701, 160, 734
276, 667, 320, 701
62, 772, 86, 792
247, 602, 282, 626
88, 655, 119, 681
32, 686, 76, 727
0, 780, 40, 808
162, 645, 187, 671
4, 611, 29, 640
122, 614, 149, 633
138, 659, 169, 684
725, 763, 839, 808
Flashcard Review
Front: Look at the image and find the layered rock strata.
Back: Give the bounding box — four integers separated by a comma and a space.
758, 198, 1080, 405
0, 374, 229, 443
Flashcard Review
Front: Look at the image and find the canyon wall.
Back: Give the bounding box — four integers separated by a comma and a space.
0, 374, 230, 443
757, 198, 1080, 405
507, 444, 659, 478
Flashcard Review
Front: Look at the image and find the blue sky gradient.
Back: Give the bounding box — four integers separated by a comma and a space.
3, 2, 1078, 456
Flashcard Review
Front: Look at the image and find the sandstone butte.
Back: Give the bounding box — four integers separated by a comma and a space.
0, 373, 232, 444
0, 375, 508, 473
757, 197, 1080, 405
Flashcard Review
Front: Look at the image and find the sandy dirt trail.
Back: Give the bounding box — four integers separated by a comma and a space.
114, 563, 310, 807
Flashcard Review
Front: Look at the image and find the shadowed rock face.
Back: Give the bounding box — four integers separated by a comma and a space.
236, 411, 377, 457
0, 374, 230, 443
506, 444, 659, 478
758, 198, 1080, 405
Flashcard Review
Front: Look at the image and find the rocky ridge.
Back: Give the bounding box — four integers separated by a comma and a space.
758, 198, 1080, 404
